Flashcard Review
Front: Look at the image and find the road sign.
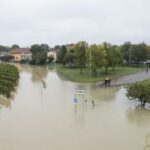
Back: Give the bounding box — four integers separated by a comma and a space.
73, 98, 78, 104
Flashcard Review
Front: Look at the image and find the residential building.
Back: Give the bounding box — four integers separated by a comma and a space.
47, 50, 60, 62
10, 48, 31, 62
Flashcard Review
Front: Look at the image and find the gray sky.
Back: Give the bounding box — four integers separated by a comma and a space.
0, 0, 150, 47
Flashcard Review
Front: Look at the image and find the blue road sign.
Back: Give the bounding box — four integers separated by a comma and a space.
73, 98, 78, 104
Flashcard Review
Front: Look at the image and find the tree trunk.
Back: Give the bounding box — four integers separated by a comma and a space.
141, 100, 142, 109
105, 66, 108, 74
93, 69, 96, 76
112, 65, 115, 71
80, 67, 82, 75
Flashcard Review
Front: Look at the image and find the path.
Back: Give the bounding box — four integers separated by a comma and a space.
96, 70, 150, 87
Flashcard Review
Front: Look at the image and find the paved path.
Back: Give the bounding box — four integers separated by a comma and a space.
96, 71, 150, 87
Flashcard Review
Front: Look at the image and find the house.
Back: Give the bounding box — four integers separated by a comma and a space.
0, 51, 9, 57
10, 48, 31, 62
47, 50, 60, 62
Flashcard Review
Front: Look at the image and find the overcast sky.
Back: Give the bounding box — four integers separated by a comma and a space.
0, 0, 150, 47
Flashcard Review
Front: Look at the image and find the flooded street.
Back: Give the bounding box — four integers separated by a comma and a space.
0, 64, 150, 150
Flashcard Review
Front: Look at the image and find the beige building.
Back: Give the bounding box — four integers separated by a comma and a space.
10, 48, 31, 62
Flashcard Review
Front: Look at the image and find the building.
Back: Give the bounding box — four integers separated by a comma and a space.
47, 50, 60, 62
10, 48, 31, 62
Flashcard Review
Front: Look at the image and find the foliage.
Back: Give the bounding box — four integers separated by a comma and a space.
127, 80, 150, 108
63, 52, 76, 67
0, 45, 9, 52
131, 43, 149, 64
0, 64, 19, 98
30, 44, 48, 64
11, 44, 20, 49
0, 55, 14, 61
104, 42, 123, 74
121, 42, 132, 64
121, 42, 150, 65
75, 41, 87, 74
87, 44, 106, 76
58, 45, 67, 63
48, 56, 54, 63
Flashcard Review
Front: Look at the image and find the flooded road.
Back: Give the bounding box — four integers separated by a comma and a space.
0, 64, 150, 150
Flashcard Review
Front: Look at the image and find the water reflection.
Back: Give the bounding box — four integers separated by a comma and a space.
143, 133, 150, 150
13, 64, 49, 83
31, 66, 48, 83
126, 108, 150, 127
0, 64, 150, 150
0, 97, 11, 108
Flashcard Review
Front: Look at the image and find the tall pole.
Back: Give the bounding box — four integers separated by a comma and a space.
90, 48, 92, 78
129, 47, 132, 67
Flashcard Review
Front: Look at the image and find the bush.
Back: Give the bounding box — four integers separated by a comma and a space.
127, 80, 150, 108
0, 64, 19, 98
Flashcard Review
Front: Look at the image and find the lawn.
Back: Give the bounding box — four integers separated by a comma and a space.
48, 64, 144, 82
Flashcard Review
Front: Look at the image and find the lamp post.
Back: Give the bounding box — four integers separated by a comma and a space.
90, 47, 92, 78
129, 47, 132, 67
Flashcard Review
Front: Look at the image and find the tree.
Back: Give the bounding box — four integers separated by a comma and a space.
11, 44, 20, 49
30, 44, 48, 64
109, 45, 122, 71
0, 55, 14, 61
131, 43, 149, 65
63, 53, 76, 67
0, 45, 9, 52
103, 42, 111, 74
40, 44, 49, 51
127, 80, 150, 108
87, 44, 106, 76
121, 42, 150, 66
121, 42, 132, 65
58, 45, 67, 63
75, 41, 87, 74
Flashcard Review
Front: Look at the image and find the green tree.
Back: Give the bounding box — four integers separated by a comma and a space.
63, 53, 76, 67
30, 44, 48, 64
40, 44, 49, 51
121, 42, 132, 65
58, 45, 67, 63
109, 45, 122, 71
127, 80, 150, 108
11, 44, 20, 49
131, 43, 149, 65
0, 45, 9, 52
87, 44, 106, 76
75, 41, 87, 74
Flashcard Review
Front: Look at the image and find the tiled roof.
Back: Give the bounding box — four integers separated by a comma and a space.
10, 48, 30, 54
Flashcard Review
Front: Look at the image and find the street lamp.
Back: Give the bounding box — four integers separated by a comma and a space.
129, 47, 132, 67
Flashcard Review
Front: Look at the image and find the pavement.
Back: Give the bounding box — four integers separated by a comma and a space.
96, 70, 150, 87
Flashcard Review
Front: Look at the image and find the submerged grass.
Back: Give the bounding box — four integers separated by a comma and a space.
48, 64, 144, 82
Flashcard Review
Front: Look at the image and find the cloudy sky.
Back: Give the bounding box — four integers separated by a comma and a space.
0, 0, 150, 47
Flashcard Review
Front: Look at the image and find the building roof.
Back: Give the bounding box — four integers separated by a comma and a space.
10, 48, 30, 54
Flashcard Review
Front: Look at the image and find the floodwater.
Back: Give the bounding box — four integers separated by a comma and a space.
0, 64, 150, 150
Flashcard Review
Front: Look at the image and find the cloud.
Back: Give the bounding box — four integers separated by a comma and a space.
0, 0, 150, 47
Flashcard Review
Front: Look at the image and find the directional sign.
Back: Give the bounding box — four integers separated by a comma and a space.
73, 98, 78, 104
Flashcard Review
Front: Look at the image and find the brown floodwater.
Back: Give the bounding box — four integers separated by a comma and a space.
0, 64, 150, 150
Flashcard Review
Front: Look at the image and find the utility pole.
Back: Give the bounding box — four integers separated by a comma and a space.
90, 48, 92, 78
129, 47, 132, 67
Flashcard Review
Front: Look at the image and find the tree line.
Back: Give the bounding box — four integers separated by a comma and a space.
1, 42, 150, 74
57, 42, 150, 75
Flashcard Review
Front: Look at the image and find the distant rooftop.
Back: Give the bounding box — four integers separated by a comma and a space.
10, 48, 30, 54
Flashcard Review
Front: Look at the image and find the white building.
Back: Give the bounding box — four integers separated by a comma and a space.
47, 50, 60, 62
